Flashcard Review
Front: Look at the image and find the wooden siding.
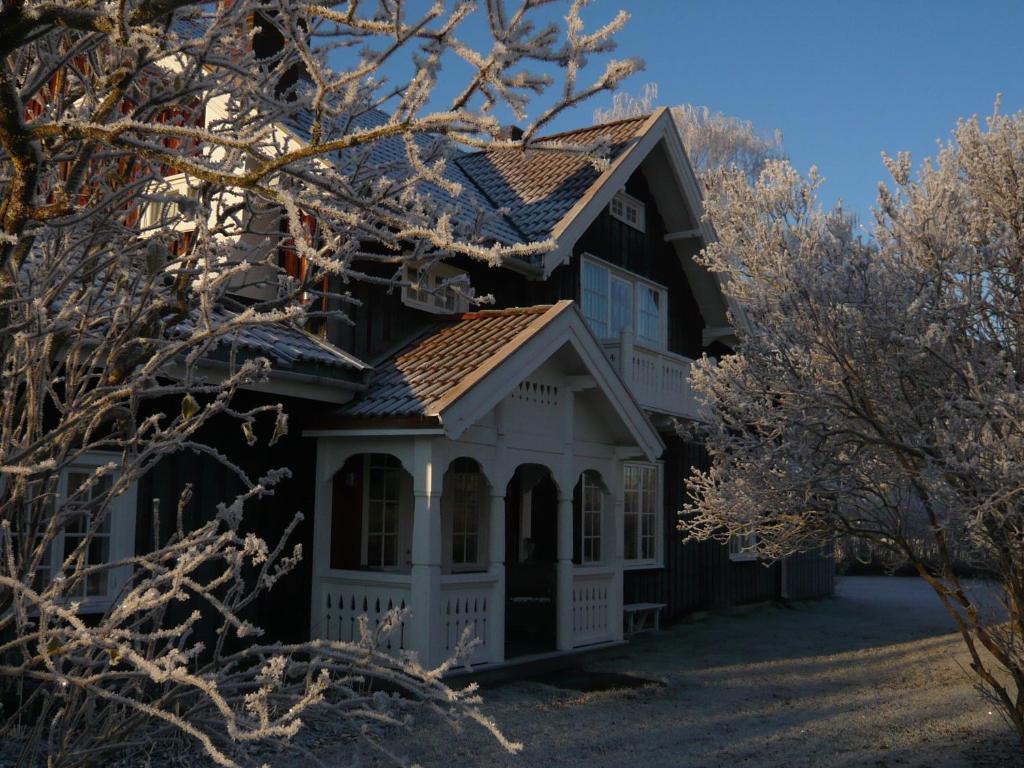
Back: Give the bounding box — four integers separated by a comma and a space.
134, 392, 320, 648
625, 434, 833, 620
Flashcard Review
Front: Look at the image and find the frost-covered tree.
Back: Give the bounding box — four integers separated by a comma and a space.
594, 82, 784, 181
683, 106, 1024, 745
0, 1, 640, 765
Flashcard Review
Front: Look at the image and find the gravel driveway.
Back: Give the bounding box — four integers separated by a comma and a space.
355, 576, 1019, 768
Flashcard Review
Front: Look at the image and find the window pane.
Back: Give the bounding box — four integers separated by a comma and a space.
624, 514, 638, 560
383, 535, 398, 567
86, 571, 108, 597
609, 277, 633, 337
367, 536, 382, 566
581, 261, 609, 339
638, 285, 661, 344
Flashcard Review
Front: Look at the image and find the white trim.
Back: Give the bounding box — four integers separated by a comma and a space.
303, 428, 445, 437
46, 452, 138, 614
402, 261, 472, 314
580, 253, 668, 349
622, 460, 663, 568
609, 191, 645, 233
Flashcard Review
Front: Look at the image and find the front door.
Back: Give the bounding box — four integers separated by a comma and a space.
505, 467, 558, 658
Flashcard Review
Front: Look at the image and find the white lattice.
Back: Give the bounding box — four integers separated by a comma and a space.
571, 571, 613, 646
319, 577, 411, 653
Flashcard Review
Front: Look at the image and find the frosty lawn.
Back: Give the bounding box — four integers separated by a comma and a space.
362, 576, 1017, 767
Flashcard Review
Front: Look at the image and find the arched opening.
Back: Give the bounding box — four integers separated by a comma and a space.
573, 470, 609, 565
329, 453, 413, 572
504, 463, 559, 658
441, 457, 490, 574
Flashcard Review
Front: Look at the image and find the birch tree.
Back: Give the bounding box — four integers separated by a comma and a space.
684, 105, 1024, 745
0, 1, 640, 765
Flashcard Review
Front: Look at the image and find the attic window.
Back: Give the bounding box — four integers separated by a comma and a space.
609, 191, 645, 233
402, 262, 472, 314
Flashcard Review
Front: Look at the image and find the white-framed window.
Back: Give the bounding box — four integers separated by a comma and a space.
449, 471, 484, 568
363, 455, 401, 569
609, 191, 645, 233
580, 254, 667, 347
729, 530, 759, 562
580, 471, 603, 564
6, 454, 138, 611
402, 261, 472, 314
623, 463, 660, 566
140, 173, 195, 233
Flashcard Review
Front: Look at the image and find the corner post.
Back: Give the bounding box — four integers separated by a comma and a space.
487, 491, 507, 663
411, 438, 442, 667
556, 388, 576, 651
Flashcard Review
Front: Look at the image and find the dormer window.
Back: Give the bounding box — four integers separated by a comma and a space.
609, 191, 645, 233
402, 262, 472, 314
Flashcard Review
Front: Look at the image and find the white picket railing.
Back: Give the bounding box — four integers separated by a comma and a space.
316, 572, 412, 654
440, 573, 499, 665
571, 568, 615, 647
603, 334, 700, 420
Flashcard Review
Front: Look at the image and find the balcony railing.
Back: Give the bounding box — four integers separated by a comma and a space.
602, 331, 701, 421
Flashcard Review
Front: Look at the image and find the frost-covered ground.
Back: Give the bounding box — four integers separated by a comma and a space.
357, 576, 1019, 768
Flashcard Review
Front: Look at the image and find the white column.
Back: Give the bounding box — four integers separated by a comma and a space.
619, 327, 635, 386
309, 439, 340, 640
556, 493, 575, 650
410, 439, 442, 667
610, 463, 625, 642
487, 491, 506, 663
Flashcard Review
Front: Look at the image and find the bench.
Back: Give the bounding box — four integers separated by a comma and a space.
623, 602, 666, 636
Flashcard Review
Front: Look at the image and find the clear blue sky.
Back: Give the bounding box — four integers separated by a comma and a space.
571, 0, 1024, 226
355, 1, 1022, 226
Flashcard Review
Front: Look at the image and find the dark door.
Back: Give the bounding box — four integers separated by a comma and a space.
505, 472, 558, 658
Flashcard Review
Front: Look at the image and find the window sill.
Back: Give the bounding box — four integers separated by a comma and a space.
623, 561, 663, 572
729, 554, 759, 563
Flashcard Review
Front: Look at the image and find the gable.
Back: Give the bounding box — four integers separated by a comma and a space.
327, 301, 663, 461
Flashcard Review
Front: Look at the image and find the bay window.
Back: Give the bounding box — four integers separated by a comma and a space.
623, 463, 660, 565
580, 255, 666, 348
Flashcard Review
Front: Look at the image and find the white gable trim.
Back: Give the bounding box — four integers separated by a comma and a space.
544, 108, 749, 342
434, 304, 664, 462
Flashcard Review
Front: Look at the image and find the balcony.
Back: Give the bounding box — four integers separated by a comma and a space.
602, 331, 702, 421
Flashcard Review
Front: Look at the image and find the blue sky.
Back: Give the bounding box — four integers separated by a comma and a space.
352, 1, 1022, 226
569, 0, 1024, 226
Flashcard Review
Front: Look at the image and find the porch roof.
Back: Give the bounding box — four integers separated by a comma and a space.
322, 300, 665, 461
337, 303, 566, 420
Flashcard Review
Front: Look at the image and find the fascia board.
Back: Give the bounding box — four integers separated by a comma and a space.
542, 110, 666, 275
440, 305, 664, 461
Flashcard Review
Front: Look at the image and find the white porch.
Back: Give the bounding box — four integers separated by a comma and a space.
307, 303, 664, 669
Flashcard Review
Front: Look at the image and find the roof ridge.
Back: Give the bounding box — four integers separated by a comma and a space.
458, 304, 553, 320
532, 114, 651, 142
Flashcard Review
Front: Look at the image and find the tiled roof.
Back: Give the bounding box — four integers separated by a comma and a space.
339, 304, 565, 418
176, 310, 367, 373
286, 109, 525, 246
456, 117, 649, 241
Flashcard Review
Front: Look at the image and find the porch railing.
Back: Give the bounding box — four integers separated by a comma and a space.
602, 332, 701, 421
316, 571, 412, 654
571, 567, 615, 647
440, 572, 499, 666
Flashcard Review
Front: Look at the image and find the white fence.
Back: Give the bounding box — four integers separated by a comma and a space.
603, 337, 699, 420
571, 568, 615, 646
440, 573, 499, 665
316, 572, 412, 654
